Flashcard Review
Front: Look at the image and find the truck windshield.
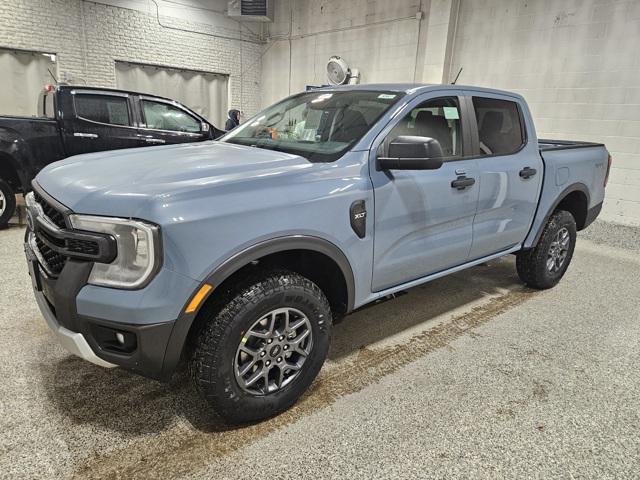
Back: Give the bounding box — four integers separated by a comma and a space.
221, 90, 405, 162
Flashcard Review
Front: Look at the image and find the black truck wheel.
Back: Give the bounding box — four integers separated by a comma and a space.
189, 269, 332, 424
516, 210, 577, 289
0, 179, 17, 229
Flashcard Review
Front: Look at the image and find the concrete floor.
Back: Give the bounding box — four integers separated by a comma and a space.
0, 222, 638, 479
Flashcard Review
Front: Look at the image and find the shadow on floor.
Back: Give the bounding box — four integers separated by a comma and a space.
39, 256, 521, 436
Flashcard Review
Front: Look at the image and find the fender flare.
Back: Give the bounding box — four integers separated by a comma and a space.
527, 182, 590, 248
160, 235, 356, 379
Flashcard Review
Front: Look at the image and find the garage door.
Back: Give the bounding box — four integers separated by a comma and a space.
115, 61, 229, 128
0, 49, 56, 116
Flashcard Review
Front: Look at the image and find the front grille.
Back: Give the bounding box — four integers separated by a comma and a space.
35, 235, 67, 275
66, 238, 100, 256
32, 192, 69, 275
33, 191, 66, 229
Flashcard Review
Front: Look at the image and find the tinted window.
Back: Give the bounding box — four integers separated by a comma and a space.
472, 97, 524, 155
221, 90, 404, 163
142, 100, 200, 132
75, 94, 131, 126
385, 97, 463, 158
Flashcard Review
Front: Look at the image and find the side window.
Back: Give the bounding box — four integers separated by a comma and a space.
75, 94, 131, 126
472, 97, 524, 156
141, 100, 200, 133
386, 97, 462, 158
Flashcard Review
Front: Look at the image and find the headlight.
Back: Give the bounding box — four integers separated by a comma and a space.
69, 214, 161, 289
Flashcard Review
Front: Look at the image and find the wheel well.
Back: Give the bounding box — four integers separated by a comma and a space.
187, 248, 350, 338
555, 190, 588, 230
0, 154, 22, 192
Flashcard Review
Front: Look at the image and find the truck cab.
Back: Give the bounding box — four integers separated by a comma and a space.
39, 85, 222, 156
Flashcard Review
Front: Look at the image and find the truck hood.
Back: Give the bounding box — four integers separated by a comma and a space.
35, 141, 313, 217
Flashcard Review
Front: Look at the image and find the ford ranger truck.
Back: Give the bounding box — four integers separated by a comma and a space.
23, 84, 610, 423
0, 84, 224, 227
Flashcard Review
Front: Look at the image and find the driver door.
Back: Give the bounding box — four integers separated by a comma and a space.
369, 93, 480, 292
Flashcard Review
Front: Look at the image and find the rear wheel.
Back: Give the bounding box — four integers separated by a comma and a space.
189, 269, 332, 424
0, 179, 17, 229
516, 210, 577, 289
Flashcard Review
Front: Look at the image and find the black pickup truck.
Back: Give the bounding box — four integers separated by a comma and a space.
0, 85, 224, 227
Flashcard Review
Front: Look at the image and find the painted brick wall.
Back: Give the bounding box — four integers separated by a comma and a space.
261, 0, 423, 107
449, 0, 640, 225
0, 0, 263, 118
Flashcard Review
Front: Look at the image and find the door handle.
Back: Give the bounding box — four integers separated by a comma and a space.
451, 176, 476, 190
73, 132, 98, 138
519, 167, 537, 179
144, 138, 166, 144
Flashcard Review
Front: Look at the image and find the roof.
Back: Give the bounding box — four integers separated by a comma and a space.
315, 83, 524, 100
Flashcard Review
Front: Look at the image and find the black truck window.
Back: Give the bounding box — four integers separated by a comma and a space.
75, 94, 131, 126
141, 100, 200, 133
472, 97, 525, 156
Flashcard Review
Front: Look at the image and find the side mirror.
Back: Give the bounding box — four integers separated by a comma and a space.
377, 135, 444, 170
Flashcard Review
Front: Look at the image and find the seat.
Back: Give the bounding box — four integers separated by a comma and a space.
478, 111, 506, 154
414, 111, 453, 155
331, 109, 369, 143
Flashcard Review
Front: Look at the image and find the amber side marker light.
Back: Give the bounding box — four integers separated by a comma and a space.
185, 284, 213, 313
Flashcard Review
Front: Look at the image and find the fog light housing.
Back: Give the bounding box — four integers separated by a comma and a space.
90, 324, 137, 354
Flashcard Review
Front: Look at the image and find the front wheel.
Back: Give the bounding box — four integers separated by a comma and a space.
0, 179, 17, 229
189, 269, 332, 424
516, 210, 577, 289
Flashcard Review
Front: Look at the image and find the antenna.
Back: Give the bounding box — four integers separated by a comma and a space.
451, 67, 463, 85
47, 68, 58, 84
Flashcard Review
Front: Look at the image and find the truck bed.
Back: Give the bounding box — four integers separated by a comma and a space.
523, 138, 609, 249
538, 139, 605, 151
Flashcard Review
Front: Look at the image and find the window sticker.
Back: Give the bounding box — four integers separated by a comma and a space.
378, 94, 397, 99
443, 106, 459, 120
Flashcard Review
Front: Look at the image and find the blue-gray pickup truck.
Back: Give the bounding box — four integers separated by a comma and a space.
24, 84, 610, 423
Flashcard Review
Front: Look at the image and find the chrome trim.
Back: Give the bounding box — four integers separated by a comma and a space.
71, 89, 130, 98
73, 132, 99, 138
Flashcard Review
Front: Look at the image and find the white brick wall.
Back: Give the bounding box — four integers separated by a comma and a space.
264, 0, 640, 225
449, 0, 640, 226
0, 0, 263, 119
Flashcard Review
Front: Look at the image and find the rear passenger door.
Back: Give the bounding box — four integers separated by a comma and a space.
136, 97, 209, 146
64, 90, 142, 156
370, 93, 480, 291
465, 94, 544, 259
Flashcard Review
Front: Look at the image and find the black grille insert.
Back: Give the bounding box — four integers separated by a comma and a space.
33, 191, 67, 229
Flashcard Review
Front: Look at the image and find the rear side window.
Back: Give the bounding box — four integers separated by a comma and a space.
472, 97, 524, 156
75, 94, 131, 126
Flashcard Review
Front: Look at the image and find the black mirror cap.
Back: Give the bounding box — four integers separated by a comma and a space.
378, 135, 444, 170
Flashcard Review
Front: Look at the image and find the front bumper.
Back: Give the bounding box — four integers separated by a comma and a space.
25, 236, 181, 380
28, 256, 116, 369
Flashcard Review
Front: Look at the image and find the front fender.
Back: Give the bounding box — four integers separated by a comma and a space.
159, 234, 356, 379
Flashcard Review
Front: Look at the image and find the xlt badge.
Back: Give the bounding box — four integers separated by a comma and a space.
350, 200, 367, 239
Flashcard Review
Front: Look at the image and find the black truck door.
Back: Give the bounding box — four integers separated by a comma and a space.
62, 90, 142, 156
136, 96, 210, 147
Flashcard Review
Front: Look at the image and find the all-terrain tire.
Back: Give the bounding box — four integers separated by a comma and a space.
516, 209, 577, 289
0, 179, 16, 229
189, 269, 332, 424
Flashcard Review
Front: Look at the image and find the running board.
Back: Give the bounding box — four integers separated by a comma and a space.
365, 245, 521, 305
